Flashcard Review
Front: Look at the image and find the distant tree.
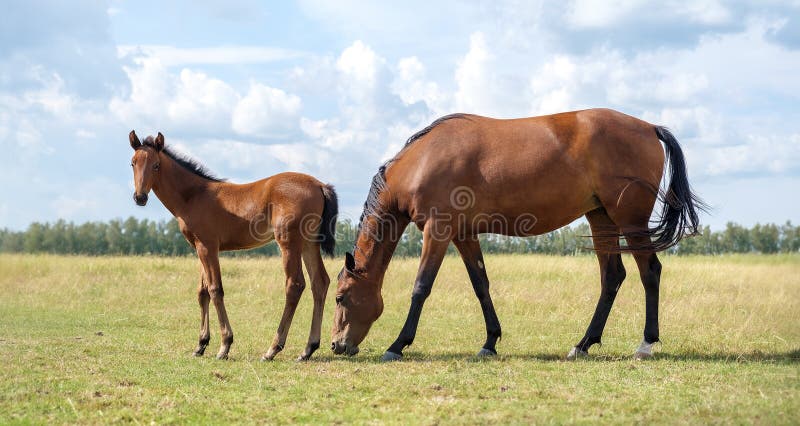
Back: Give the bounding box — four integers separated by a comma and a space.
1, 217, 798, 257
721, 222, 752, 253
751, 223, 779, 254
777, 221, 798, 253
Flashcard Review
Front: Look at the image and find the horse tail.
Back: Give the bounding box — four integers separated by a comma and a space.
319, 184, 339, 257
648, 126, 708, 251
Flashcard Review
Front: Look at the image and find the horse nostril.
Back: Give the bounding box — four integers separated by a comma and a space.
133, 193, 148, 206
330, 342, 336, 351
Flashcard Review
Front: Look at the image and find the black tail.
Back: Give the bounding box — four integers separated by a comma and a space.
319, 184, 338, 257
649, 126, 708, 251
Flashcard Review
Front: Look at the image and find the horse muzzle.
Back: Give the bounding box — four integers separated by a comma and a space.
331, 340, 359, 356
133, 193, 148, 206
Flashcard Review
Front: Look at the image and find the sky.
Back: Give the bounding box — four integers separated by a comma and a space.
1, 0, 799, 231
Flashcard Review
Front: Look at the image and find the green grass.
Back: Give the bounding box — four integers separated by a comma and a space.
0, 253, 798, 424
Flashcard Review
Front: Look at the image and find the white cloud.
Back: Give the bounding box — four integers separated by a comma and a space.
169, 69, 240, 132
566, 0, 731, 29
336, 40, 385, 106
566, 0, 645, 28
299, 117, 354, 150
529, 55, 579, 115
705, 133, 800, 177
110, 54, 303, 140
677, 0, 731, 25
454, 32, 493, 114
109, 57, 172, 126
391, 56, 445, 112
231, 83, 302, 138
116, 45, 304, 67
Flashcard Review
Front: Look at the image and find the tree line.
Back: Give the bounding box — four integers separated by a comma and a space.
1, 217, 798, 257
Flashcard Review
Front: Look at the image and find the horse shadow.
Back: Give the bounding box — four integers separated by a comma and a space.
311, 348, 800, 364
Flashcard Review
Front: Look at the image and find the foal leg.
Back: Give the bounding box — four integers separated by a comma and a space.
625, 234, 662, 359
453, 237, 502, 357
196, 242, 234, 360
568, 210, 626, 360
192, 271, 211, 356
382, 223, 450, 361
262, 236, 306, 361
297, 242, 330, 361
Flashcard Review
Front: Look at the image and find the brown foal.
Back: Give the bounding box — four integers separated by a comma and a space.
128, 131, 337, 361
330, 108, 705, 361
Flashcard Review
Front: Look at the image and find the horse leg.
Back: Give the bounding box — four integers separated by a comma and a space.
452, 237, 502, 357
625, 234, 662, 359
262, 235, 305, 361
382, 223, 450, 361
196, 242, 234, 360
568, 209, 626, 360
297, 241, 330, 361
192, 271, 211, 356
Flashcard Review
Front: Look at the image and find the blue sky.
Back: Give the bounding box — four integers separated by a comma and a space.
1, 0, 799, 231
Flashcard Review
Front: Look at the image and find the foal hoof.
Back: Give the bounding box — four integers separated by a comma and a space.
380, 351, 403, 362
566, 346, 588, 361
477, 348, 497, 357
193, 343, 208, 357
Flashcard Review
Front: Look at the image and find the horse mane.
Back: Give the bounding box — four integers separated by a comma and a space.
142, 136, 225, 182
355, 114, 469, 239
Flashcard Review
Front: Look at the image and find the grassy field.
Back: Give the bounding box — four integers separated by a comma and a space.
0, 253, 798, 424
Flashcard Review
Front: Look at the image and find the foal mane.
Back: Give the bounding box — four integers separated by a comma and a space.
142, 136, 225, 182
354, 114, 469, 240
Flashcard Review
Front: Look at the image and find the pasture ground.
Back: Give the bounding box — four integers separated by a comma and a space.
0, 253, 798, 424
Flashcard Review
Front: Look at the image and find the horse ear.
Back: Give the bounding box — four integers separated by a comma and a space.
345, 252, 355, 272
153, 132, 165, 151
129, 130, 141, 150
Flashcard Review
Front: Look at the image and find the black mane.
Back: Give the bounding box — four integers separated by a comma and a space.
354, 114, 469, 241
143, 136, 225, 182
402, 113, 468, 148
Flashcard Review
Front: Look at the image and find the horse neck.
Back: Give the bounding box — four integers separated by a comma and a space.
152, 153, 214, 217
353, 213, 410, 285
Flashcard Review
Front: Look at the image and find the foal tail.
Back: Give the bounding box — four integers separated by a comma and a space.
648, 126, 708, 251
319, 184, 339, 257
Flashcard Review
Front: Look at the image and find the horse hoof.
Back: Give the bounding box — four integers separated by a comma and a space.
634, 340, 656, 360
566, 346, 588, 361
477, 348, 497, 357
216, 352, 229, 360
263, 345, 283, 360
296, 354, 310, 362
380, 351, 403, 362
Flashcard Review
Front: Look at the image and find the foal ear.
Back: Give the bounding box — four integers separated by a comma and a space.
129, 130, 141, 150
153, 132, 165, 151
345, 252, 356, 272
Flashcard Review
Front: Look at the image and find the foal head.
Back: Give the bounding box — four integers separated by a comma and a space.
128, 130, 164, 206
331, 252, 384, 356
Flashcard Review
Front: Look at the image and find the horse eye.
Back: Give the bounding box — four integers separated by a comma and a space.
335, 294, 344, 305
153, 163, 160, 171
130, 161, 134, 167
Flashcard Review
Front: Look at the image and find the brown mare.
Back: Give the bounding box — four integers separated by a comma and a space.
128, 131, 338, 361
330, 108, 705, 361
